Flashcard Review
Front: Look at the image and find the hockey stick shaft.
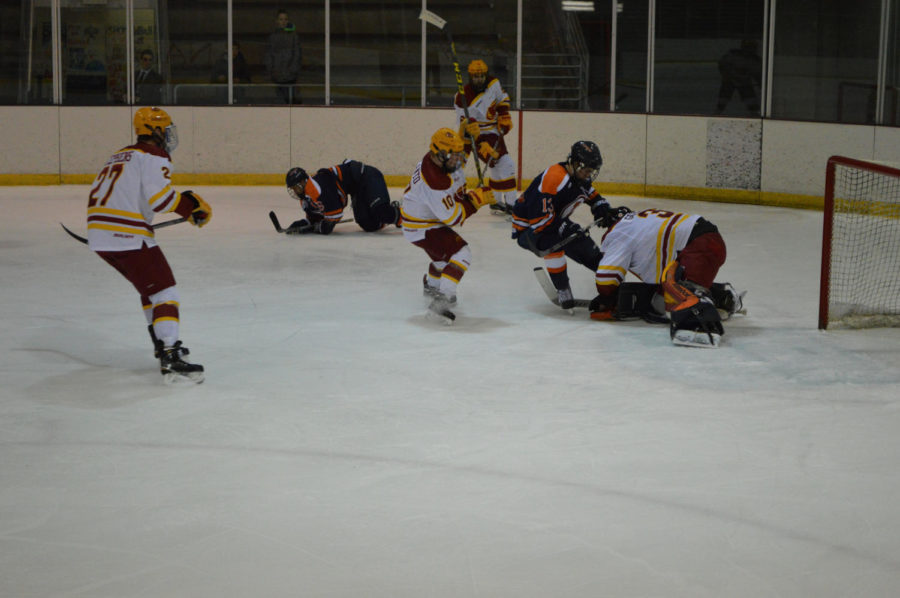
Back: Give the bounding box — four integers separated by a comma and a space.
60, 217, 188, 245
526, 218, 603, 257
419, 9, 485, 186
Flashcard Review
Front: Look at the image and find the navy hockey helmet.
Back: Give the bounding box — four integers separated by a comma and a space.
567, 140, 603, 182
285, 167, 309, 200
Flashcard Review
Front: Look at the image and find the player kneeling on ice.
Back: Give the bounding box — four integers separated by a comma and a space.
401, 127, 496, 324
589, 207, 745, 348
282, 160, 401, 235
86, 107, 210, 382
511, 141, 610, 311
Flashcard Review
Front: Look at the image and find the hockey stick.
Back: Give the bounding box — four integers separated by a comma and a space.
60, 217, 188, 245
533, 267, 591, 309
269, 211, 354, 234
523, 218, 603, 258
419, 8, 485, 186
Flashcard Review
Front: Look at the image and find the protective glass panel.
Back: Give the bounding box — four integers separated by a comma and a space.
771, 0, 880, 123
0, 2, 52, 104
614, 0, 648, 113
654, 0, 764, 116
424, 0, 516, 109
163, 1, 226, 106
60, 0, 126, 105
330, 0, 421, 106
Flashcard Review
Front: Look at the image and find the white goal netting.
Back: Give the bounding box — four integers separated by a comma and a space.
819, 156, 900, 329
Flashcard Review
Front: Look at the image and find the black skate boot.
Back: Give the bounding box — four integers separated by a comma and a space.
159, 341, 204, 384
149, 325, 188, 359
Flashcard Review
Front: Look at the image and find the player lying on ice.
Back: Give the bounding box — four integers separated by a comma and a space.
283, 160, 401, 234
589, 206, 745, 348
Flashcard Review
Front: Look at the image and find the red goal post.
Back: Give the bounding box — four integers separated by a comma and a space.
819, 155, 900, 329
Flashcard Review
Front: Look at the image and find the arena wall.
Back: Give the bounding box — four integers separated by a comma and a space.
1, 105, 897, 208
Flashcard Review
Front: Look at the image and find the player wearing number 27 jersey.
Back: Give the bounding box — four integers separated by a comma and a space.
86, 107, 212, 382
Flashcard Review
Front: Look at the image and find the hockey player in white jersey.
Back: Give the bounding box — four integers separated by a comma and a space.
87, 106, 212, 382
590, 207, 744, 347
401, 128, 496, 324
454, 59, 517, 213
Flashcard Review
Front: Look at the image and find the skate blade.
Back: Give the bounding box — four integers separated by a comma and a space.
426, 309, 456, 326
162, 370, 205, 385
671, 329, 721, 348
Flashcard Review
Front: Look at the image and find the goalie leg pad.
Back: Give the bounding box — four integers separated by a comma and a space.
670, 296, 724, 348
710, 282, 746, 319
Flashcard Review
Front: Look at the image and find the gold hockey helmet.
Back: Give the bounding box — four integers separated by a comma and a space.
429, 127, 465, 173
133, 106, 178, 152
467, 60, 488, 76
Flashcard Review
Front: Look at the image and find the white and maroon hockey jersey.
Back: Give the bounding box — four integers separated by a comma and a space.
596, 209, 701, 289
86, 142, 184, 252
400, 153, 473, 242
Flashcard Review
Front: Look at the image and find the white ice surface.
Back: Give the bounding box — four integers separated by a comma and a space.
2, 186, 900, 598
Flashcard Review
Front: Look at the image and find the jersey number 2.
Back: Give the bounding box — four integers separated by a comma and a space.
88, 163, 125, 207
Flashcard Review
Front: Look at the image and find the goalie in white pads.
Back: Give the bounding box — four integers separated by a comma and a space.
401, 128, 496, 324
590, 207, 745, 347
87, 107, 210, 382
455, 59, 517, 212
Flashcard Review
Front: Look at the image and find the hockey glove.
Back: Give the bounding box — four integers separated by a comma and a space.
286, 219, 313, 234
588, 293, 616, 321
590, 199, 610, 222
463, 120, 480, 141
478, 141, 500, 162
182, 190, 212, 228
557, 219, 582, 239
497, 114, 513, 135
467, 186, 496, 210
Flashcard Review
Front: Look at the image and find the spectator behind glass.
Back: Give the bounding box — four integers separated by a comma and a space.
715, 39, 762, 115
212, 42, 251, 84
135, 49, 164, 105
212, 42, 251, 103
264, 9, 302, 104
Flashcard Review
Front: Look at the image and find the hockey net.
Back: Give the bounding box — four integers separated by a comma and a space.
819, 155, 900, 329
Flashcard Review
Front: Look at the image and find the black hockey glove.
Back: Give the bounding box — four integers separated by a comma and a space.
286, 219, 313, 234
557, 219, 582, 239
590, 199, 610, 222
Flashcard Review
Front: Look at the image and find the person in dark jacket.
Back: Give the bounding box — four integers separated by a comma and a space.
264, 9, 302, 104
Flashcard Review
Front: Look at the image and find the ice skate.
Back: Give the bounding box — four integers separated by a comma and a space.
427, 293, 456, 325
159, 341, 204, 384
557, 286, 576, 313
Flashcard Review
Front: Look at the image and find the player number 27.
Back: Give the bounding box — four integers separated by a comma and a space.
87, 163, 125, 207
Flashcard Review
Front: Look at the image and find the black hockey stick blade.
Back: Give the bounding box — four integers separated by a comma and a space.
60, 222, 88, 244
61, 216, 188, 245
269, 210, 286, 233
